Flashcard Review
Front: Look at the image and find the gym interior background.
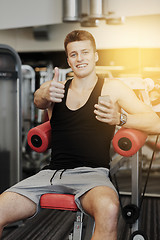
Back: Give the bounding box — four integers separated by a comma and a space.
0, 0, 160, 239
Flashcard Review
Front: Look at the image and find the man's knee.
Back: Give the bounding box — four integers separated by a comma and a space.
93, 193, 119, 221
81, 186, 119, 222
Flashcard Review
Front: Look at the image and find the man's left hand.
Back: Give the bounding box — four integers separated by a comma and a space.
94, 96, 120, 125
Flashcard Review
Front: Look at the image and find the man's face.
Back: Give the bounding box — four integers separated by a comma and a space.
67, 40, 98, 78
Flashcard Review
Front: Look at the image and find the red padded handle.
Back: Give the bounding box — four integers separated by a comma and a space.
112, 128, 147, 157
40, 193, 78, 211
27, 121, 52, 153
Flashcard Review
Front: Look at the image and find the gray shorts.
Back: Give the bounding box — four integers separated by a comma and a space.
5, 167, 117, 217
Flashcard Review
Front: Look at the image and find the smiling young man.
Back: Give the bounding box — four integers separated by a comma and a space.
0, 30, 160, 240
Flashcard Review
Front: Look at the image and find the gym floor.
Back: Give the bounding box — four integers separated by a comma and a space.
2, 169, 160, 240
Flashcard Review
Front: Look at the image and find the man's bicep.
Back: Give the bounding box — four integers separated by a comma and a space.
117, 85, 152, 114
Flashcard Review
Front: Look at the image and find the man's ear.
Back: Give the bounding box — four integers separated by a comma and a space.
95, 52, 99, 62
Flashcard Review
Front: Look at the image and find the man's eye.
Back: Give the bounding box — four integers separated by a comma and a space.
70, 53, 76, 57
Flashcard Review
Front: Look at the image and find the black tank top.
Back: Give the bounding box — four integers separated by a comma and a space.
48, 78, 115, 170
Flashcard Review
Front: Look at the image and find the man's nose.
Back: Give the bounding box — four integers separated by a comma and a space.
77, 53, 83, 61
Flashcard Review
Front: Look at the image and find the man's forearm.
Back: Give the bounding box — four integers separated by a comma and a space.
123, 112, 160, 134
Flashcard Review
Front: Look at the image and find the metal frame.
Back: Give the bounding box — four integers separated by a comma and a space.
0, 44, 22, 189
110, 150, 143, 235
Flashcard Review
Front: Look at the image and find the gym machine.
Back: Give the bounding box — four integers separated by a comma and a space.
0, 44, 22, 193
27, 121, 155, 240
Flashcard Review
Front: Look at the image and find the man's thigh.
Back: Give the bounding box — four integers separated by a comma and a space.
0, 191, 37, 225
5, 170, 57, 205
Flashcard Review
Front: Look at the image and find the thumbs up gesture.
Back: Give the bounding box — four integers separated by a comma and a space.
48, 67, 65, 103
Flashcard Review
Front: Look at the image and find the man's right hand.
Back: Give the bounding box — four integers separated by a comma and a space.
47, 67, 65, 103
34, 67, 65, 109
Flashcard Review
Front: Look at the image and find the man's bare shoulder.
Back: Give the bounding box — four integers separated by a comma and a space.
101, 78, 128, 98
103, 78, 127, 88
